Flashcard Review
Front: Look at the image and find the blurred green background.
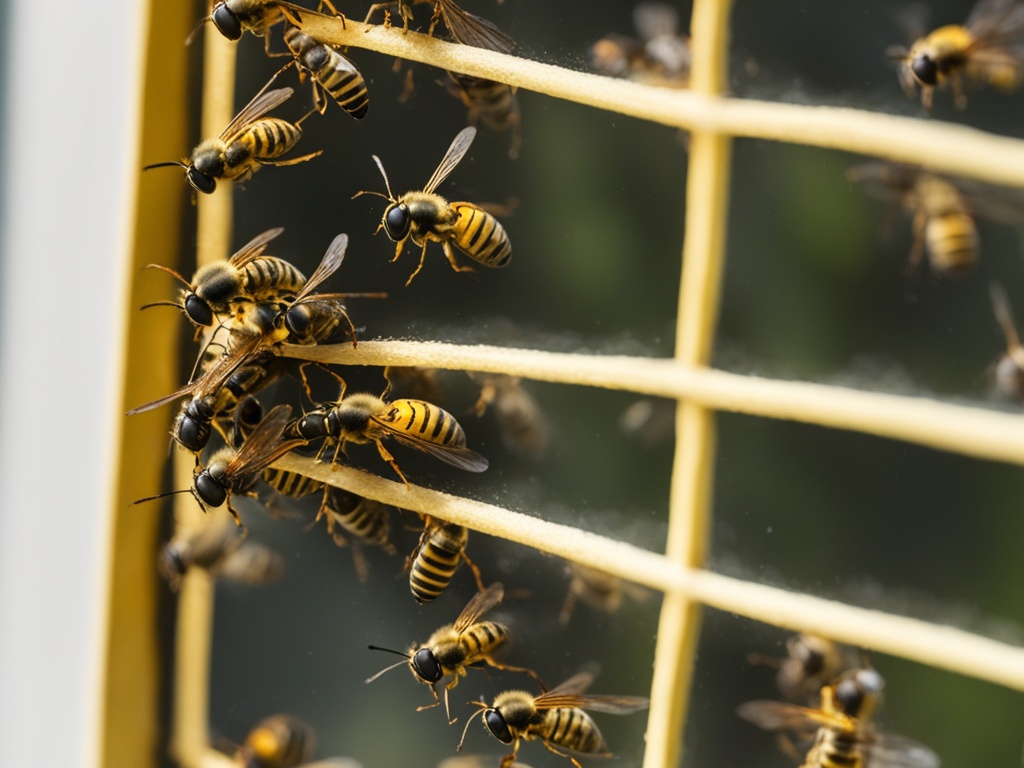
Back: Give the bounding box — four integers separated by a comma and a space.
157, 1, 1024, 766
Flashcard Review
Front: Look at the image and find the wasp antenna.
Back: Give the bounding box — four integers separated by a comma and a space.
139, 299, 183, 312
144, 262, 192, 286
130, 488, 193, 506
364, 650, 411, 685
370, 155, 395, 199
456, 704, 487, 752
184, 15, 210, 46
143, 160, 189, 172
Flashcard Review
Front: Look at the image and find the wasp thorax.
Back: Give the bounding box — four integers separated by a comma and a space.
176, 399, 214, 451
285, 304, 312, 336
384, 204, 411, 240
211, 3, 243, 40
296, 413, 329, 440
411, 648, 443, 683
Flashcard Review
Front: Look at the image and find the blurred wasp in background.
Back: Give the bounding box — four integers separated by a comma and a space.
738, 667, 940, 768
746, 633, 859, 706
889, 0, 1024, 110
847, 161, 1024, 285
988, 282, 1024, 402
590, 3, 691, 88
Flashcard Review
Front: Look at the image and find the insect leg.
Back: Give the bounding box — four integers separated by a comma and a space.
441, 242, 476, 273
374, 439, 411, 487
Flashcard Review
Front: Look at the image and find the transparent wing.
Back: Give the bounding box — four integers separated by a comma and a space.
437, 0, 516, 53
228, 226, 286, 268
967, 0, 1024, 47
990, 282, 1021, 349
633, 2, 680, 42
454, 582, 504, 632
736, 699, 845, 734
221, 86, 295, 142
865, 733, 942, 768
384, 426, 490, 472
535, 691, 650, 715
423, 127, 477, 194
127, 329, 265, 414
227, 403, 305, 485
292, 233, 348, 303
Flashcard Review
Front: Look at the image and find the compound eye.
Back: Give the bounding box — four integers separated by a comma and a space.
211, 4, 243, 40
412, 649, 443, 683
484, 709, 513, 744
176, 416, 210, 452
194, 470, 227, 508
187, 166, 218, 195
911, 54, 938, 85
184, 293, 214, 326
286, 305, 311, 336
384, 204, 410, 240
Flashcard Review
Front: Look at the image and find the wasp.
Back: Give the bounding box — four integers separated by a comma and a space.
282, 25, 369, 119
847, 162, 981, 280
889, 0, 1024, 110
159, 513, 285, 592
590, 3, 691, 88
144, 227, 302, 329
366, 583, 545, 720
144, 85, 320, 195
318, 486, 393, 549
365, 1, 515, 53
127, 325, 286, 453
458, 669, 650, 768
737, 667, 940, 768
407, 517, 484, 604
238, 713, 316, 768
134, 404, 306, 525
354, 126, 512, 285
295, 388, 489, 486
747, 634, 859, 706
989, 282, 1024, 401
557, 562, 652, 627
195, 0, 343, 51
469, 373, 549, 460
267, 233, 387, 347
445, 73, 522, 160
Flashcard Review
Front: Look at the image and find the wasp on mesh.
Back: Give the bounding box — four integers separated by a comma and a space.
127, 327, 287, 454
364, 1, 515, 53
354, 126, 512, 285
590, 3, 691, 88
142, 227, 299, 329
407, 517, 485, 604
469, 372, 549, 460
133, 404, 306, 526
279, 24, 369, 119
266, 233, 388, 347
746, 634, 859, 706
988, 282, 1024, 402
445, 73, 522, 160
366, 582, 545, 720
159, 512, 285, 592
457, 668, 650, 768
237, 713, 316, 768
557, 562, 652, 627
294, 384, 489, 487
888, 0, 1024, 110
737, 667, 940, 768
144, 84, 320, 195
193, 0, 345, 51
